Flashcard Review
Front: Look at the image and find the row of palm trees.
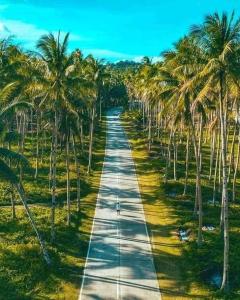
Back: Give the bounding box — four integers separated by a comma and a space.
0, 33, 115, 264
125, 12, 240, 292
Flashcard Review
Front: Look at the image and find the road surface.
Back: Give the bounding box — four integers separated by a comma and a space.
79, 108, 161, 300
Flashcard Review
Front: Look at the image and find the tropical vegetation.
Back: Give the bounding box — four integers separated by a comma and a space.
124, 11, 240, 295
1, 10, 240, 299
0, 32, 125, 298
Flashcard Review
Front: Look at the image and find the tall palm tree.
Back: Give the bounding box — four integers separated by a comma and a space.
153, 37, 207, 245
191, 11, 240, 291
84, 55, 105, 174
58, 109, 80, 225
0, 94, 51, 264
36, 31, 73, 241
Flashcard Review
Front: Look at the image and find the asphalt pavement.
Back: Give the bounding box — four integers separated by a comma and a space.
79, 107, 161, 300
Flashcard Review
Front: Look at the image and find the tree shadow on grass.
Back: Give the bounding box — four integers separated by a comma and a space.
0, 120, 107, 299
122, 113, 240, 299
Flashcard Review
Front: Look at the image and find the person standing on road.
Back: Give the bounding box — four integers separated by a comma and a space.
116, 201, 120, 215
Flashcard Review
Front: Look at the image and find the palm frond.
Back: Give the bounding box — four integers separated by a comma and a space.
0, 159, 18, 184
0, 148, 29, 166
0, 100, 32, 117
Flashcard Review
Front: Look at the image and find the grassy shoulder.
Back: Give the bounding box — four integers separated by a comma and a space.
0, 119, 106, 300
122, 110, 240, 300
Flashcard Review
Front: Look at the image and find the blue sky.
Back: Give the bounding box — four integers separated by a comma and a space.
0, 0, 239, 62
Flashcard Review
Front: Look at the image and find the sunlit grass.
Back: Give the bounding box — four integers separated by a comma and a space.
122, 110, 240, 300
0, 119, 106, 300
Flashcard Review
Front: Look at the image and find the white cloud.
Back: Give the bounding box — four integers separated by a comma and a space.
152, 56, 162, 63
133, 56, 144, 63
0, 19, 83, 46
1, 20, 45, 41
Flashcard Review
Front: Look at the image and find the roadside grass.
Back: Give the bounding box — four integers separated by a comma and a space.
122, 110, 240, 300
0, 119, 106, 300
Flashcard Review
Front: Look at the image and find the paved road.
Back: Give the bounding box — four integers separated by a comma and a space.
79, 108, 161, 300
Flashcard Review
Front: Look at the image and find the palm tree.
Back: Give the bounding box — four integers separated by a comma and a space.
84, 56, 105, 174
58, 109, 80, 225
191, 11, 240, 291
36, 31, 73, 241
0, 94, 51, 264
153, 38, 207, 245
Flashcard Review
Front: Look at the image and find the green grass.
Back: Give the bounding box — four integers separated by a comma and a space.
0, 119, 106, 300
122, 110, 240, 300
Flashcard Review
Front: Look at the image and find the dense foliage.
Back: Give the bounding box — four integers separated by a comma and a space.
1, 10, 240, 298
0, 32, 127, 264
124, 11, 240, 292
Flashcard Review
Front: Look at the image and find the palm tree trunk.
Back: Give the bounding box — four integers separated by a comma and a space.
15, 183, 51, 265
51, 110, 58, 242
227, 123, 236, 183
190, 116, 203, 246
213, 129, 220, 204
19, 113, 26, 184
232, 128, 240, 202
142, 102, 145, 128
157, 103, 161, 138
8, 142, 16, 219
173, 130, 177, 181
218, 150, 222, 193
148, 109, 152, 152
79, 117, 84, 155
209, 129, 216, 181
49, 135, 53, 192
72, 134, 81, 212
30, 108, 34, 139
183, 131, 190, 195
219, 77, 229, 292
66, 131, 71, 226
164, 125, 173, 184
34, 110, 40, 180
100, 99, 102, 121
198, 116, 203, 173
87, 106, 95, 174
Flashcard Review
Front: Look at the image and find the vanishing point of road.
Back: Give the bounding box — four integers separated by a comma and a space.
79, 108, 161, 300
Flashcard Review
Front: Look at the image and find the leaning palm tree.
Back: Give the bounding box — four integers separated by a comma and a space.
0, 92, 51, 264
